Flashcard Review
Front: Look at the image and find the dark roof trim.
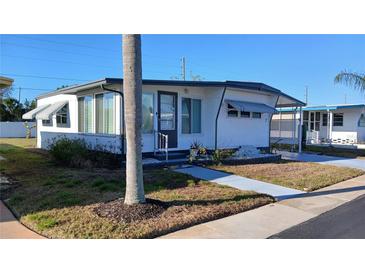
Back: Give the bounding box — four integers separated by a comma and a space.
36, 77, 305, 107
105, 78, 282, 94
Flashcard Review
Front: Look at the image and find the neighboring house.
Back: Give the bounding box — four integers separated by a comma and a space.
271, 104, 365, 146
0, 76, 14, 101
23, 78, 304, 156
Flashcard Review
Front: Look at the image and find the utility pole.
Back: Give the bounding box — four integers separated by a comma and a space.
304, 86, 308, 105
18, 87, 21, 103
344, 93, 347, 104
181, 56, 186, 81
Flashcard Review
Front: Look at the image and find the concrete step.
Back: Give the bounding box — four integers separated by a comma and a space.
154, 151, 188, 161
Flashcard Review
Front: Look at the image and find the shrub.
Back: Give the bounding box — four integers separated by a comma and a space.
211, 149, 235, 165
49, 138, 89, 167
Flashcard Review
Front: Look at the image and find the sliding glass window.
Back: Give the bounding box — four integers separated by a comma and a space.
182, 98, 201, 134
78, 96, 93, 133
96, 93, 115, 134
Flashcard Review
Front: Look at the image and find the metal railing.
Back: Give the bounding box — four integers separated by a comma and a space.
154, 131, 169, 161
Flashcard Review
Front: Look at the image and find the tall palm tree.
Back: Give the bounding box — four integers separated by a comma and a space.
122, 34, 145, 205
334, 70, 365, 94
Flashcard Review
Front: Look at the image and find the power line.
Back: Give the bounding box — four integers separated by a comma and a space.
10, 35, 121, 53
1, 41, 116, 59
13, 86, 53, 91
1, 73, 91, 81
2, 54, 121, 69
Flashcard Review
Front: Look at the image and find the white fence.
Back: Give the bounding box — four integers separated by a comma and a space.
0, 121, 37, 138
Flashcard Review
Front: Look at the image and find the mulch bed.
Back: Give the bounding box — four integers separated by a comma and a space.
93, 198, 170, 223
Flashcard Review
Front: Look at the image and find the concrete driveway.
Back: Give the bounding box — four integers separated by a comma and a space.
279, 151, 365, 171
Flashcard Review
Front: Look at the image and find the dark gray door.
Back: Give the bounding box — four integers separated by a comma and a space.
158, 91, 178, 148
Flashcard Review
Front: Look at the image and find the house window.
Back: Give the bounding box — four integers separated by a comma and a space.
358, 114, 365, 127
42, 119, 52, 127
56, 104, 69, 127
227, 104, 238, 117
78, 96, 93, 133
252, 112, 262, 119
240, 111, 250, 118
333, 113, 344, 127
142, 93, 154, 133
95, 93, 115, 134
182, 98, 201, 134
322, 113, 328, 126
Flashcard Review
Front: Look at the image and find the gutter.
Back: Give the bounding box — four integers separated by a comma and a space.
100, 84, 125, 155
214, 86, 227, 150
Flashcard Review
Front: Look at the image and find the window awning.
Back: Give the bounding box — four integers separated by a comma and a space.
22, 104, 51, 120
225, 99, 278, 114
36, 101, 68, 120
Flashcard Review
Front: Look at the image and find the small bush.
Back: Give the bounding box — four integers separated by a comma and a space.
49, 138, 89, 167
211, 149, 235, 165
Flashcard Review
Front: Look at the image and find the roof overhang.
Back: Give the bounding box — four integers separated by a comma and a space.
225, 99, 278, 114
0, 76, 14, 89
36, 78, 305, 108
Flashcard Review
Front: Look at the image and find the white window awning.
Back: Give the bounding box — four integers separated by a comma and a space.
35, 101, 68, 120
22, 104, 51, 120
225, 99, 278, 114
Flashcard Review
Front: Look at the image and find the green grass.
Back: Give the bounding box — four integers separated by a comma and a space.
0, 142, 273, 239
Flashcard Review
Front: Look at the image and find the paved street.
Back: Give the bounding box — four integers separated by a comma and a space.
270, 194, 365, 239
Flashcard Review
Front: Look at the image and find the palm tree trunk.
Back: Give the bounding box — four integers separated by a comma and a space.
122, 34, 145, 204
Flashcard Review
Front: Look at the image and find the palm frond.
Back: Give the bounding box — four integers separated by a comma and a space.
334, 71, 365, 93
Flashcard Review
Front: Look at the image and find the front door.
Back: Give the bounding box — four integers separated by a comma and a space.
158, 91, 178, 148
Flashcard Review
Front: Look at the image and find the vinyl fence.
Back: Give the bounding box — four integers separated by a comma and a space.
0, 121, 37, 138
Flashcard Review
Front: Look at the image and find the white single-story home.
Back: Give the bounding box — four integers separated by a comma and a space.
271, 104, 365, 146
23, 78, 304, 156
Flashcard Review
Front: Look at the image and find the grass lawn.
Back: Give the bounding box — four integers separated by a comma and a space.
0, 138, 36, 148
0, 140, 273, 239
211, 161, 364, 191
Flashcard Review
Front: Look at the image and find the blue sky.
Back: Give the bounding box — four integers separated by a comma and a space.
1, 34, 364, 105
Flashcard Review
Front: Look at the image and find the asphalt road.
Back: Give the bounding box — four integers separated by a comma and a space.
270, 194, 365, 239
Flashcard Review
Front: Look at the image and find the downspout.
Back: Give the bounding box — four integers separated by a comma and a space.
214, 86, 227, 150
100, 84, 125, 155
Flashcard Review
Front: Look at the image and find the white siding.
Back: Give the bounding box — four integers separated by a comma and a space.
38, 84, 280, 152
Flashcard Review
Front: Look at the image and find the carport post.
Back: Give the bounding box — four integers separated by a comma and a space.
298, 106, 303, 153
292, 107, 297, 151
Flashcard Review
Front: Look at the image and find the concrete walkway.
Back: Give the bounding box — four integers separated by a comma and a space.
162, 175, 365, 238
0, 201, 44, 239
279, 151, 365, 171
174, 165, 305, 200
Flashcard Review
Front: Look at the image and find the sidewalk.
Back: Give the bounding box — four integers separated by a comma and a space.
174, 165, 304, 200
161, 174, 365, 238
279, 151, 365, 171
0, 201, 45, 239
